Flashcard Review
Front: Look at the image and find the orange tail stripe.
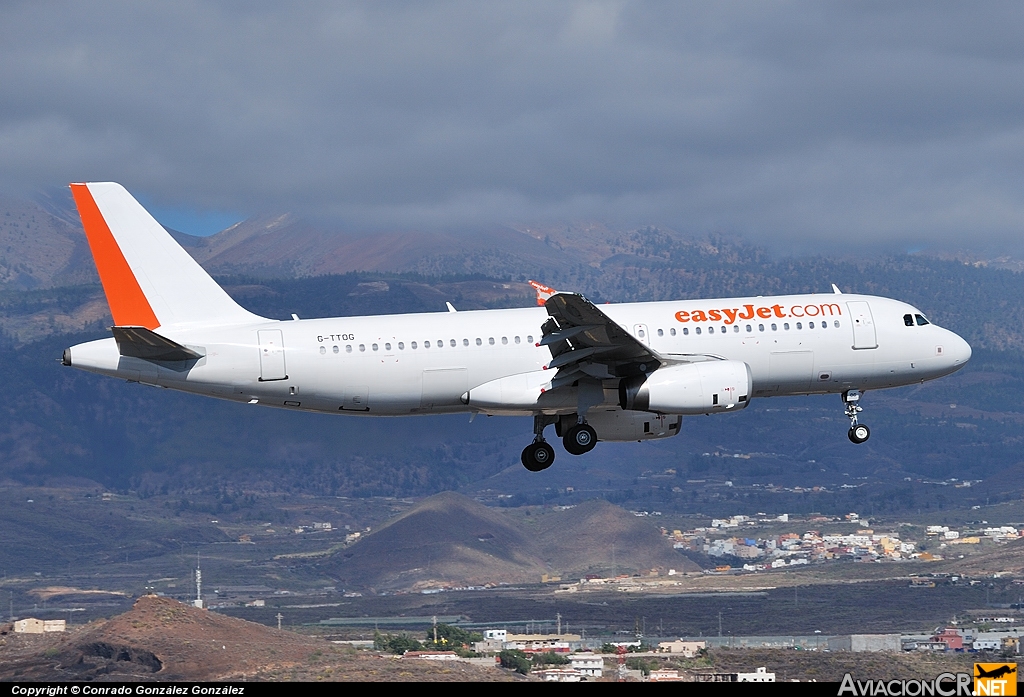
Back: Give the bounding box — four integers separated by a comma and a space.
70, 184, 160, 330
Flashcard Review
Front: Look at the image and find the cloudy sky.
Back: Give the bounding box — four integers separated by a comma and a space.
2, 1, 1023, 249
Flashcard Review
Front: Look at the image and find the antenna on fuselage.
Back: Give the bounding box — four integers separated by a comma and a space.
831, 284, 843, 294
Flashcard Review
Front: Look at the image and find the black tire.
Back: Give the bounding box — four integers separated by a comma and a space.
848, 424, 870, 444
563, 423, 598, 456
522, 441, 555, 471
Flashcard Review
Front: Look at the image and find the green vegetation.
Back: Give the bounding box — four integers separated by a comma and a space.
373, 631, 423, 654
626, 657, 654, 676
423, 623, 482, 649
498, 649, 531, 675
532, 651, 570, 666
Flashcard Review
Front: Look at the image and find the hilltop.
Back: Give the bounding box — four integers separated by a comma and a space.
0, 595, 517, 681
320, 492, 699, 589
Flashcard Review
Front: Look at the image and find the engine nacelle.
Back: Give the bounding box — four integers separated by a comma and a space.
560, 410, 681, 442
619, 360, 752, 414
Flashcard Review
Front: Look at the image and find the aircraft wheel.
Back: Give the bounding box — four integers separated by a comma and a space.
522, 441, 555, 471
563, 423, 598, 455
848, 424, 870, 444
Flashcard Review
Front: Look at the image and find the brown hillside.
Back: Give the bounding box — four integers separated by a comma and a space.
322, 491, 546, 589
321, 492, 698, 589
0, 596, 519, 681
0, 196, 97, 289
532, 499, 701, 576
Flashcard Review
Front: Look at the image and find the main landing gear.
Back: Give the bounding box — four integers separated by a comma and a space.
521, 414, 599, 471
563, 419, 597, 456
522, 414, 557, 472
844, 390, 870, 444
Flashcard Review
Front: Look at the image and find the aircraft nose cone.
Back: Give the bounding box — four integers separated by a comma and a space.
950, 332, 972, 367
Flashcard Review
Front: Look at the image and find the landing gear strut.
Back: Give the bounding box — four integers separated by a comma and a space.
844, 390, 870, 444
522, 414, 557, 471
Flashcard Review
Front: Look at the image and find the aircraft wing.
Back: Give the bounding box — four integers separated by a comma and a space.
541, 293, 664, 388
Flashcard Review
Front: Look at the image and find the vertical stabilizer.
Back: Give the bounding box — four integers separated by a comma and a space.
70, 182, 261, 329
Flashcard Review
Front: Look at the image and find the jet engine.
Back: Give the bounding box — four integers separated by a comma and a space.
619, 360, 752, 414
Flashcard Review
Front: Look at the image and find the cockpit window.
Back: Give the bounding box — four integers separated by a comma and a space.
915, 314, 930, 326
903, 314, 914, 327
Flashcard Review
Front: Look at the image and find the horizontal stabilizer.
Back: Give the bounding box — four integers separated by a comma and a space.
112, 326, 203, 362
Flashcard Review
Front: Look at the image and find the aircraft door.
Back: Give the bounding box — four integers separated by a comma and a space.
257, 329, 287, 381
633, 324, 650, 346
846, 301, 878, 349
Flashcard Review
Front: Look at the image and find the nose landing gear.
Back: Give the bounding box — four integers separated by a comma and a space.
844, 390, 870, 444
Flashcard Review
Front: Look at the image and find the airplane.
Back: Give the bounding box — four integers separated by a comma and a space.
61, 182, 973, 472
975, 665, 1016, 679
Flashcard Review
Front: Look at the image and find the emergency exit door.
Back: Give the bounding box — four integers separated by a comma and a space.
846, 301, 878, 350
258, 329, 288, 381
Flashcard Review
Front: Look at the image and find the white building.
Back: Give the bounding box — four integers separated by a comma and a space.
570, 653, 603, 678
14, 618, 65, 634
738, 667, 775, 682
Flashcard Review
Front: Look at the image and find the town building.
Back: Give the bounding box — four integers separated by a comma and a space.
570, 653, 603, 678
13, 618, 64, 634
657, 640, 707, 657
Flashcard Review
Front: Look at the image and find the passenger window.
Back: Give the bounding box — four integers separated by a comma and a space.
733, 325, 739, 333
670, 328, 676, 336
657, 328, 664, 337
359, 344, 365, 352
332, 345, 339, 354
527, 335, 534, 343
720, 326, 726, 333
758, 324, 764, 332
424, 341, 430, 348
682, 328, 689, 335
319, 346, 326, 355
501, 337, 508, 345
398, 342, 404, 350
385, 342, 392, 351
833, 320, 840, 328
372, 343, 378, 351
345, 345, 352, 353
463, 339, 469, 346
411, 341, 417, 349
795, 322, 802, 330
450, 339, 456, 347
638, 329, 645, 338
475, 338, 482, 346
771, 323, 777, 331
746, 324, 752, 333
437, 339, 443, 347
488, 337, 495, 345
915, 314, 930, 326
708, 326, 714, 334
808, 322, 814, 329
515, 336, 521, 344
783, 323, 790, 330
904, 313, 914, 327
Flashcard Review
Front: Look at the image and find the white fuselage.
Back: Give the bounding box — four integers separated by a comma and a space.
66, 292, 971, 418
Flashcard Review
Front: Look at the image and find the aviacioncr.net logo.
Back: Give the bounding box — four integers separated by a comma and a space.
838, 672, 973, 696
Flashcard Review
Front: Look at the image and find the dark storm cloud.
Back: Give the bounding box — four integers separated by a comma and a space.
2, 1, 1023, 248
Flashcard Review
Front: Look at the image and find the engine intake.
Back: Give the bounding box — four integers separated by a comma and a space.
619, 360, 752, 414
